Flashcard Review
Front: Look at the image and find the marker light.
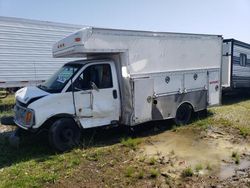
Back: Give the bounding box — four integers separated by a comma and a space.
25, 111, 32, 124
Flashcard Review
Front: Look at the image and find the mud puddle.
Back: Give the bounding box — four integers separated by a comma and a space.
220, 159, 250, 179
139, 126, 250, 179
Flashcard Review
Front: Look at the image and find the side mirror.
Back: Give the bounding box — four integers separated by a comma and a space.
90, 82, 99, 91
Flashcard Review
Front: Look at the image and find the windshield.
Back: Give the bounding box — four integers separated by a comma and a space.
38, 64, 82, 93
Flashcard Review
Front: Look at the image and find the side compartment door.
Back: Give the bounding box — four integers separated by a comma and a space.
208, 70, 220, 106
133, 78, 154, 124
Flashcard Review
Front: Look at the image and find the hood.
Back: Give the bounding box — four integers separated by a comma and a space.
15, 86, 49, 104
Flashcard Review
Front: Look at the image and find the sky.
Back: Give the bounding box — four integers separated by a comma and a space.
0, 0, 250, 43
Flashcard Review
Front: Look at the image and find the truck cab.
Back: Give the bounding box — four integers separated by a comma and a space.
14, 59, 121, 151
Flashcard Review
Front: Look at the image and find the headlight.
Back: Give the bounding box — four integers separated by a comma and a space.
14, 105, 35, 128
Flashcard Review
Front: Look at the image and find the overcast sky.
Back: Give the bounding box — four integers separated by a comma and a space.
0, 0, 250, 43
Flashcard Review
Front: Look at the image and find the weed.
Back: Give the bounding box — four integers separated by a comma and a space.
238, 126, 250, 138
148, 157, 157, 165
235, 156, 240, 165
232, 151, 240, 165
195, 118, 212, 128
124, 166, 135, 177
232, 151, 238, 158
181, 167, 193, 177
121, 137, 142, 150
195, 163, 203, 172
170, 150, 175, 155
137, 170, 144, 179
149, 168, 159, 178
138, 156, 146, 162
85, 149, 103, 161
206, 163, 212, 171
172, 125, 179, 132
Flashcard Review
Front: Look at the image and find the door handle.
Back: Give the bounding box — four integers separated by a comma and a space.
113, 90, 117, 99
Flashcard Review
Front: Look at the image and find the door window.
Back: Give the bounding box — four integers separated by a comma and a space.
69, 64, 113, 91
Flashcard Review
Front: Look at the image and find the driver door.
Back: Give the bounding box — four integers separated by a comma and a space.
72, 62, 120, 128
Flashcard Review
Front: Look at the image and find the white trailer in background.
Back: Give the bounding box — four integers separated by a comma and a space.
0, 16, 82, 89
14, 27, 222, 151
222, 39, 250, 90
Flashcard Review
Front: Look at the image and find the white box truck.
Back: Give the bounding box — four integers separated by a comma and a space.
13, 27, 222, 151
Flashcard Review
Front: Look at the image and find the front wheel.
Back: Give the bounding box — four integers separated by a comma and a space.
174, 103, 193, 125
49, 118, 81, 152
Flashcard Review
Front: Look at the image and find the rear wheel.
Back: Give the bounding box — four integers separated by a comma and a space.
49, 118, 81, 152
174, 103, 193, 125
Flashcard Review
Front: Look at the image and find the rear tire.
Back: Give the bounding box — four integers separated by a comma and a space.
174, 103, 193, 125
49, 118, 81, 152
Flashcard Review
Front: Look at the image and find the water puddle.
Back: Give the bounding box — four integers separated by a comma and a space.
220, 159, 250, 179
140, 127, 250, 179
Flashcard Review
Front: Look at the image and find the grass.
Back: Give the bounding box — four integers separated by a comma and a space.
120, 137, 142, 150
149, 168, 159, 178
206, 163, 212, 171
238, 126, 250, 138
137, 170, 144, 179
181, 167, 194, 177
85, 149, 104, 161
232, 151, 240, 165
0, 95, 15, 117
124, 166, 135, 177
195, 163, 203, 172
148, 157, 157, 165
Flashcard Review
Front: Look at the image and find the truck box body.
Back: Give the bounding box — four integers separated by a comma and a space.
222, 39, 250, 89
53, 27, 222, 125
0, 16, 82, 88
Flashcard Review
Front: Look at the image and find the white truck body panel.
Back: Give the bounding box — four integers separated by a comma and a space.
0, 16, 82, 88
53, 27, 222, 73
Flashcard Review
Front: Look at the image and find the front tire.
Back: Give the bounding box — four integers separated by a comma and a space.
49, 118, 81, 152
174, 103, 193, 125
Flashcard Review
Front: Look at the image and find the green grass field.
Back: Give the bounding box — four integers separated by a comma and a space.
0, 93, 249, 187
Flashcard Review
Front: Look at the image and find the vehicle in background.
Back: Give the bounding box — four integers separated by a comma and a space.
13, 27, 222, 151
0, 16, 82, 96
222, 39, 250, 91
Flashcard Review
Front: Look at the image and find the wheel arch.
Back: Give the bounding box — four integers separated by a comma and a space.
41, 113, 79, 130
176, 101, 195, 116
